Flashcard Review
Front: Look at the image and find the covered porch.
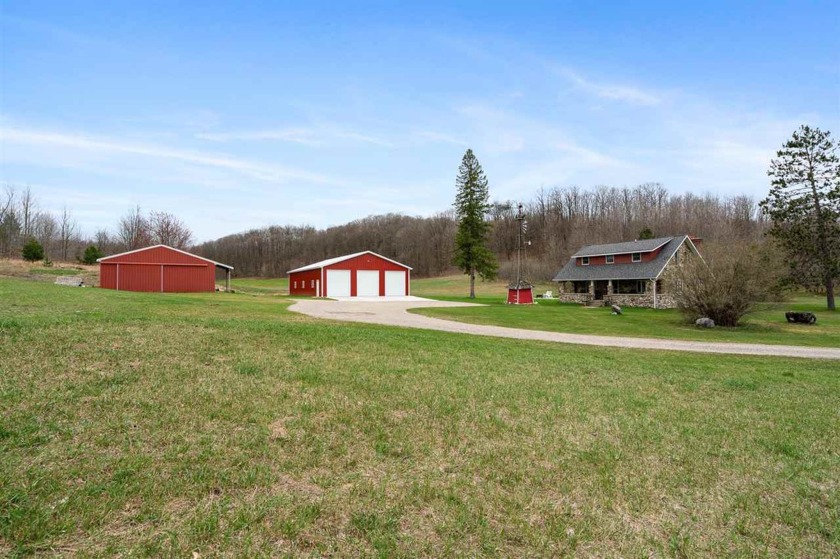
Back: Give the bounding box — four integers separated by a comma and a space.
556, 278, 672, 308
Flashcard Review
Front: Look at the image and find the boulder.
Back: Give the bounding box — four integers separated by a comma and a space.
55, 276, 84, 287
610, 304, 622, 315
695, 317, 715, 328
785, 311, 816, 324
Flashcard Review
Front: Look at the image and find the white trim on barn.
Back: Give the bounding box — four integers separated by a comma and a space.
287, 251, 413, 274
97, 244, 234, 270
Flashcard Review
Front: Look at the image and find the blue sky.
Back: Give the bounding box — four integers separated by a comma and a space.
1, 1, 838, 241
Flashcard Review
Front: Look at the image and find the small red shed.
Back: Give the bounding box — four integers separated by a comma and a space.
288, 251, 411, 298
97, 245, 233, 293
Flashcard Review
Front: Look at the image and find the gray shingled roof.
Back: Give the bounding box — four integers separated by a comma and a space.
572, 236, 672, 257
553, 236, 687, 282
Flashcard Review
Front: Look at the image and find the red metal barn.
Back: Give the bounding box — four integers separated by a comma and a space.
97, 245, 233, 293
288, 251, 411, 298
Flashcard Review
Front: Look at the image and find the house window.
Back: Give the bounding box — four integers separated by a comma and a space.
632, 252, 641, 263
581, 257, 590, 266
311, 280, 314, 288
615, 280, 646, 294
293, 281, 297, 288
606, 255, 614, 264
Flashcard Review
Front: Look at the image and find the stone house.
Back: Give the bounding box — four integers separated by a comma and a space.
552, 235, 702, 309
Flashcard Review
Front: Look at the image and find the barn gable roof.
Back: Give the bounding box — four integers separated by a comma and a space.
97, 244, 234, 270
287, 251, 412, 274
553, 236, 697, 282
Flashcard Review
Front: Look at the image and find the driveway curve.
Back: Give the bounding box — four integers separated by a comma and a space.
288, 299, 840, 360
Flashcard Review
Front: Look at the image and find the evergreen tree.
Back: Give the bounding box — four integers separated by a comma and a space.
453, 149, 498, 298
21, 238, 44, 262
638, 227, 654, 240
81, 244, 104, 265
760, 125, 840, 310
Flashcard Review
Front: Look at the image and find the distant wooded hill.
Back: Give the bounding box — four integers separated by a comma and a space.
194, 183, 768, 280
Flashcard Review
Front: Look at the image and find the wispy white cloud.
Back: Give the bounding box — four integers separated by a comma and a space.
1, 13, 122, 51
557, 68, 662, 106
414, 130, 470, 147
194, 127, 394, 148
332, 130, 394, 148
196, 128, 321, 146
0, 126, 338, 185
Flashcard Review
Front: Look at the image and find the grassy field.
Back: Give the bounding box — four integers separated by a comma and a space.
411, 277, 839, 348
229, 276, 289, 296
411, 274, 555, 300
1, 277, 839, 556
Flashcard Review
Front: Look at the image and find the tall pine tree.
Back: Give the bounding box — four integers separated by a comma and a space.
760, 125, 840, 310
453, 149, 498, 298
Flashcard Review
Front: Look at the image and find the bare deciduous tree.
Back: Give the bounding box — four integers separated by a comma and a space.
58, 205, 79, 261
33, 212, 58, 259
148, 211, 193, 249
19, 186, 37, 239
666, 242, 784, 327
117, 206, 150, 251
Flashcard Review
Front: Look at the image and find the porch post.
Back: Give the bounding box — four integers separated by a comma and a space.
226, 269, 231, 292
607, 280, 613, 296
652, 279, 657, 309
588, 280, 594, 298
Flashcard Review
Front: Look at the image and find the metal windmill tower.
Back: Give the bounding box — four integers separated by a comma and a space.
507, 203, 534, 304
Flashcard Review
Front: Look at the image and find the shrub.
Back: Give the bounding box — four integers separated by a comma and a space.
665, 242, 785, 327
21, 238, 45, 262
81, 245, 104, 265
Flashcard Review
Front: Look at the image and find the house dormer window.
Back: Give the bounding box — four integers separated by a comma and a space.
606, 255, 614, 264
581, 257, 589, 266
632, 252, 641, 263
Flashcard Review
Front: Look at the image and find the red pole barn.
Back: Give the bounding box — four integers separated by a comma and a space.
288, 251, 411, 298
97, 245, 233, 293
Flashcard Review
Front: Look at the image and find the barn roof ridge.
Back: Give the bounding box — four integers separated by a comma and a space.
287, 251, 412, 274
97, 244, 234, 270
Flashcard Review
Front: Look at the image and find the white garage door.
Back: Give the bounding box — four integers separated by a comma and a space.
326, 269, 351, 297
384, 270, 407, 296
356, 270, 380, 297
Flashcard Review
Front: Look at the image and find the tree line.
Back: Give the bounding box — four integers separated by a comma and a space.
195, 183, 769, 281
0, 185, 193, 263
0, 186, 82, 262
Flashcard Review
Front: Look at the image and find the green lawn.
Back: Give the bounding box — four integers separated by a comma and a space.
228, 276, 288, 296
411, 274, 555, 299
410, 288, 840, 348
1, 277, 838, 556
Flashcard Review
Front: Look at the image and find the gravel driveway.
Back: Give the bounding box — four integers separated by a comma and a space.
288, 298, 840, 360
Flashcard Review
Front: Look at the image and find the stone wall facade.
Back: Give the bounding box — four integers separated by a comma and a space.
555, 279, 677, 308
556, 293, 590, 304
